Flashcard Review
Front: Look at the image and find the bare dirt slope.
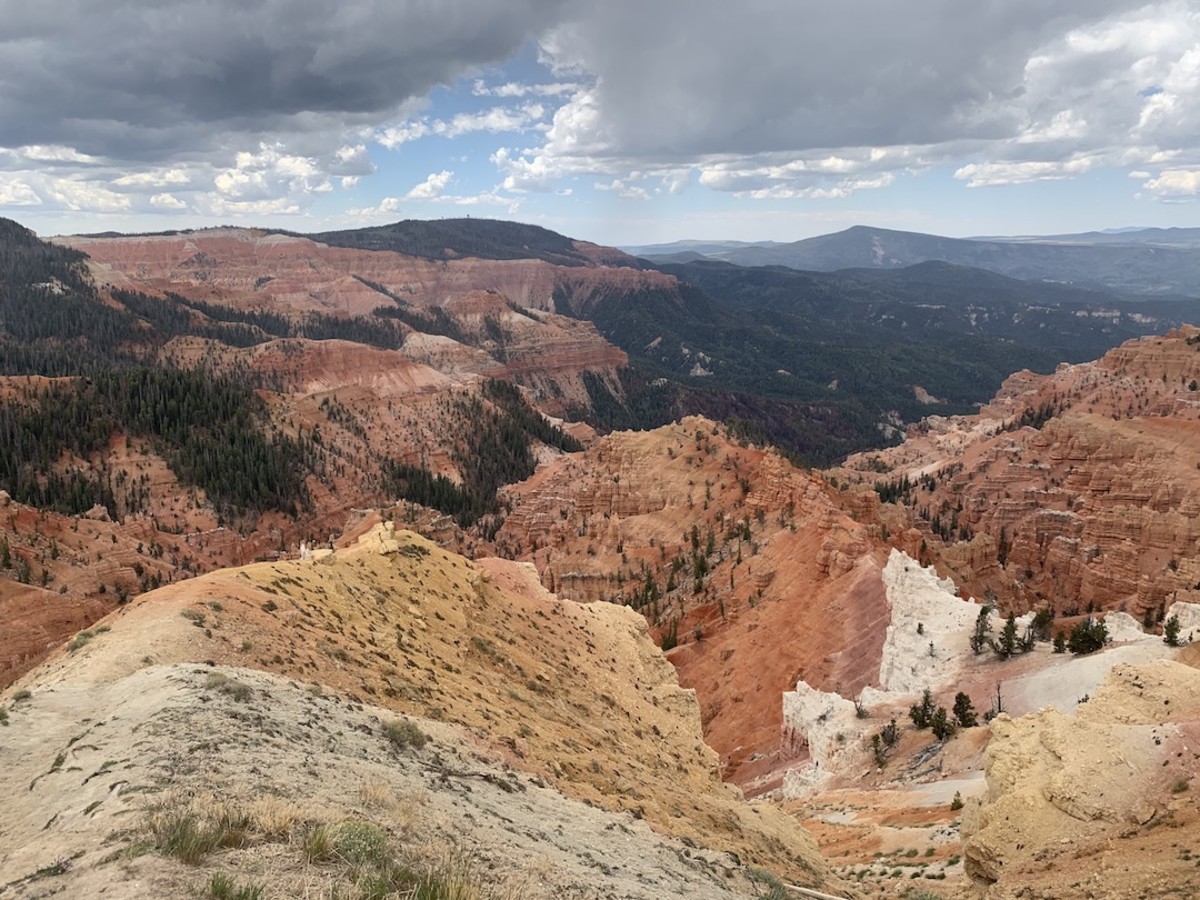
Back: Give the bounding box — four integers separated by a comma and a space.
0, 523, 852, 898
1, 664, 782, 900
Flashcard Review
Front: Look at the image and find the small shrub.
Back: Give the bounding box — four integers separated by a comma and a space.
950, 791, 964, 811
205, 673, 253, 702
335, 820, 392, 871
880, 718, 900, 747
68, 630, 95, 652
0, 708, 8, 726
1172, 778, 1190, 794
12, 689, 32, 702
382, 719, 428, 751
747, 866, 790, 900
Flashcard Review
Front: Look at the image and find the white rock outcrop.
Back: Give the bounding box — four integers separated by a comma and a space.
1165, 600, 1200, 643
878, 550, 984, 693
780, 679, 859, 795
1103, 611, 1146, 643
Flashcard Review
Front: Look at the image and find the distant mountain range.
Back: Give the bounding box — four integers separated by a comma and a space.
625, 225, 1200, 295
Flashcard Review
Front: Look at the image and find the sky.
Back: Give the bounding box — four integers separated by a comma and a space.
1, 0, 1198, 246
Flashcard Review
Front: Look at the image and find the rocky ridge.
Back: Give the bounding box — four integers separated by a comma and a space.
0, 523, 849, 898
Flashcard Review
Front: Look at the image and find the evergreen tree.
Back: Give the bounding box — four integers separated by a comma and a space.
910, 688, 935, 729
1067, 617, 1108, 655
970, 605, 992, 655
930, 706, 956, 741
995, 612, 1019, 659
1164, 614, 1183, 648
953, 692, 978, 728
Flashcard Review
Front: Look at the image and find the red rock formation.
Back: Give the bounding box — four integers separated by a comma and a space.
62, 230, 630, 416
833, 327, 1200, 624
2, 230, 640, 685
495, 417, 892, 791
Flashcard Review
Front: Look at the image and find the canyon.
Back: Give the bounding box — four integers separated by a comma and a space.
3, 217, 1200, 898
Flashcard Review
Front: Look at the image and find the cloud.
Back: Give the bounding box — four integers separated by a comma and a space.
0, 0, 571, 162
472, 79, 581, 97
1141, 168, 1200, 199
497, 0, 1200, 200
538, 2, 1132, 159
0, 178, 41, 206
6, 0, 1199, 226
954, 157, 1096, 187
46, 180, 131, 212
378, 104, 547, 149
347, 186, 517, 220
405, 170, 454, 200
150, 192, 188, 210
595, 178, 648, 200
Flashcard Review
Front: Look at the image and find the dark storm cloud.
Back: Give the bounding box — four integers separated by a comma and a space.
542, 0, 1144, 159
0, 0, 569, 160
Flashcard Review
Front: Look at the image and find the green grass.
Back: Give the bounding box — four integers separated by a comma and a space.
148, 808, 249, 864
205, 872, 264, 900
329, 821, 476, 900
747, 866, 790, 900
303, 823, 335, 864
68, 630, 95, 651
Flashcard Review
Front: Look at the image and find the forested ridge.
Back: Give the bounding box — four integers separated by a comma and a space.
0, 222, 312, 522
380, 379, 582, 527
0, 369, 312, 519
0, 219, 591, 526
303, 217, 618, 267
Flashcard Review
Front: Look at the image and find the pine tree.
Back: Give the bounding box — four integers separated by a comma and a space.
910, 688, 935, 729
1164, 614, 1182, 648
953, 692, 978, 728
995, 612, 1019, 659
1067, 617, 1108, 655
970, 605, 991, 655
930, 706, 956, 741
